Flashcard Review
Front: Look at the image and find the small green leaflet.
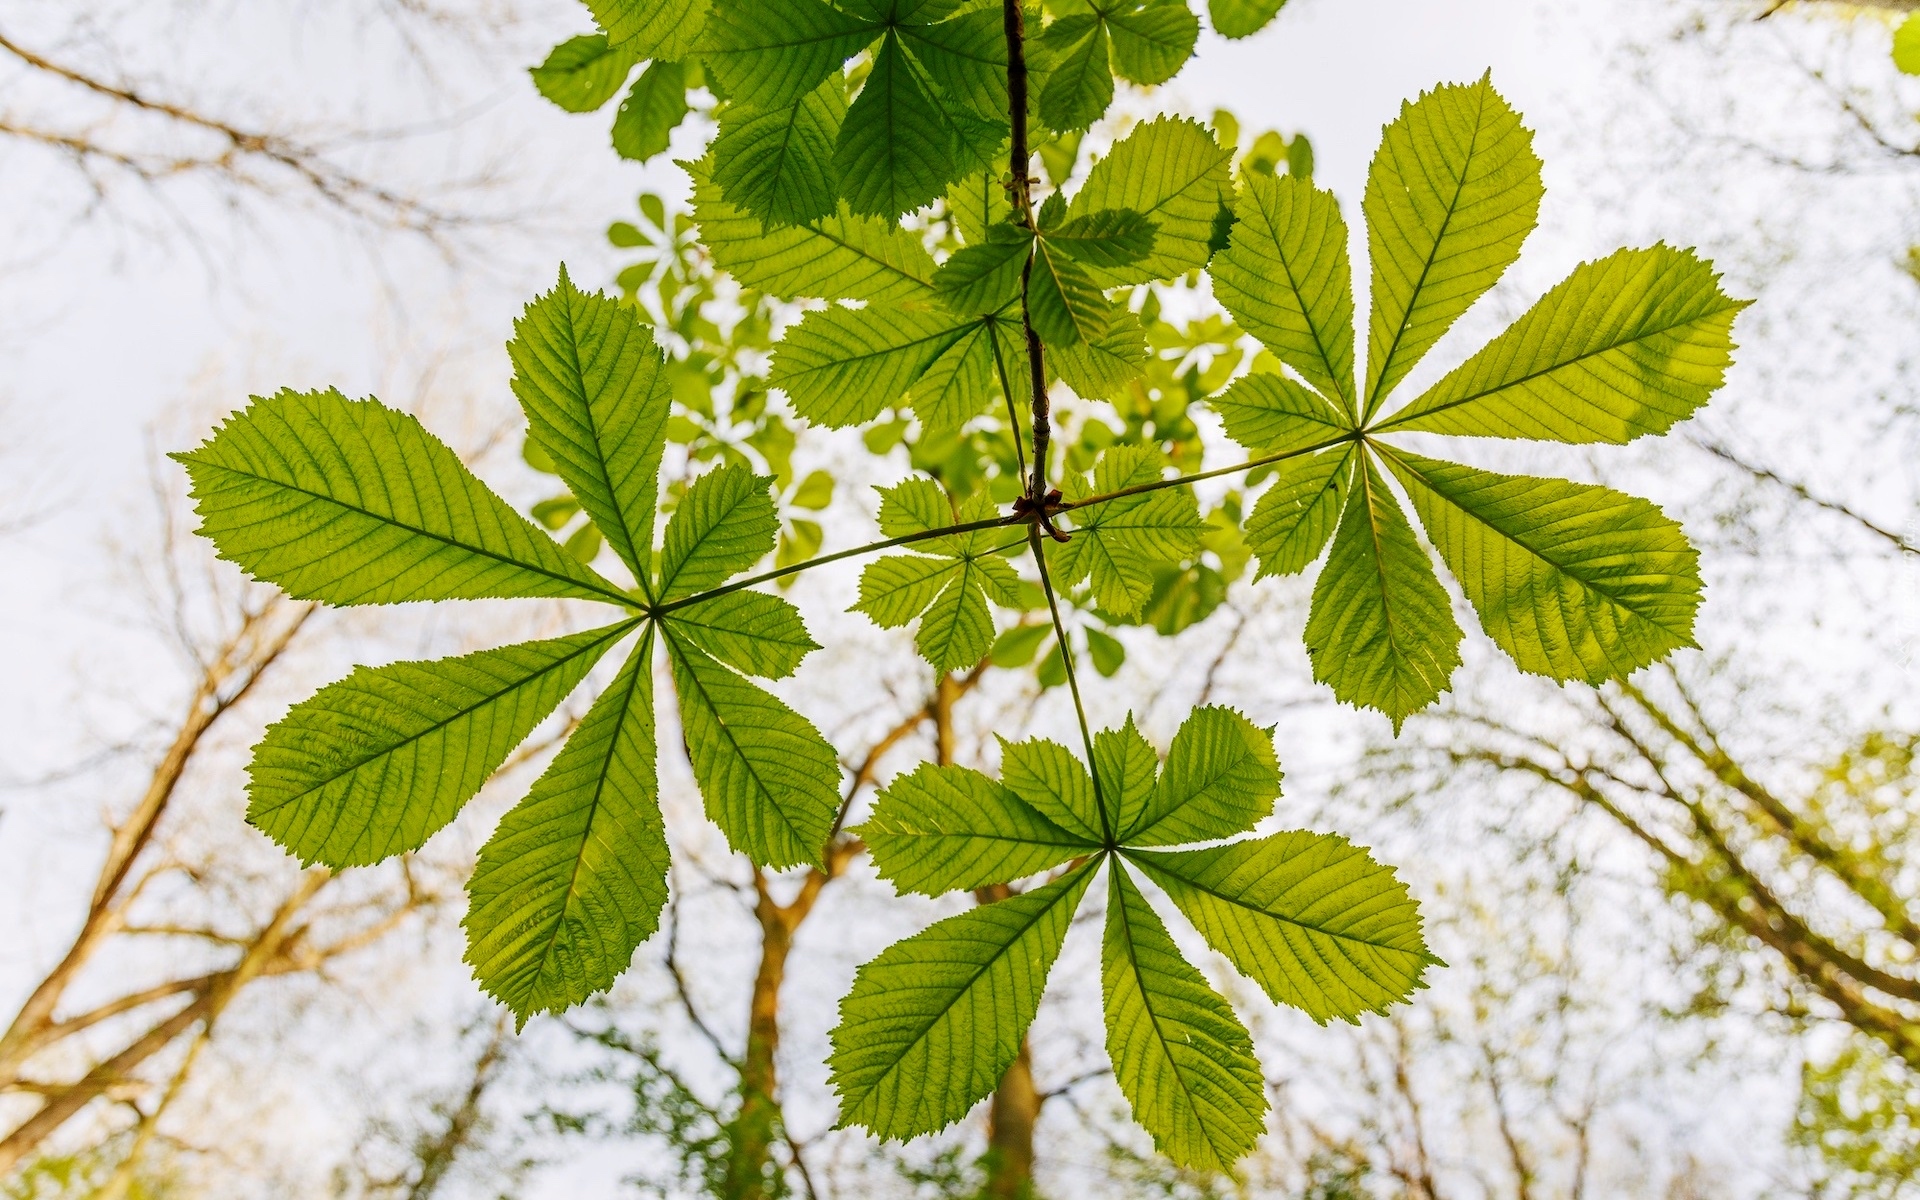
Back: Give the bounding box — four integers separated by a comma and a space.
465, 632, 668, 1021
853, 480, 1021, 671
1103, 863, 1267, 1172
1037, 1, 1199, 130
531, 35, 636, 114
773, 298, 1022, 430
1207, 0, 1288, 39
248, 621, 638, 868
1376, 245, 1748, 444
859, 763, 1097, 895
699, 0, 1011, 224
841, 708, 1428, 1169
1302, 457, 1462, 730
1120, 704, 1280, 846
586, 0, 710, 60
1212, 173, 1357, 419
690, 161, 938, 305
830, 862, 1098, 1139
613, 61, 690, 162
1068, 117, 1233, 287
665, 629, 842, 870
1050, 445, 1203, 617
1204, 77, 1742, 724
1127, 830, 1439, 1024
1362, 74, 1542, 418
1244, 446, 1351, 579
174, 389, 632, 608
184, 272, 852, 1019
510, 267, 672, 589
1208, 372, 1352, 456
1378, 448, 1702, 683
709, 76, 845, 226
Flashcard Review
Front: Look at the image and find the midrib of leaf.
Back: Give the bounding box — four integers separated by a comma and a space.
1253, 194, 1354, 420
879, 860, 1094, 1071
278, 620, 639, 810
1130, 755, 1246, 845
1354, 452, 1411, 665
1370, 301, 1744, 432
799, 315, 983, 374
1109, 862, 1216, 1146
1365, 85, 1488, 422
557, 294, 652, 599
1131, 849, 1417, 955
1374, 444, 1695, 638
664, 631, 819, 854
531, 628, 651, 978
808, 222, 939, 293
188, 455, 634, 608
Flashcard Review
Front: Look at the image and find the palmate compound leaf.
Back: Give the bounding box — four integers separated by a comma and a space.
838, 708, 1427, 1162
859, 763, 1099, 895
1376, 244, 1748, 444
1211, 172, 1358, 419
1202, 77, 1742, 724
510, 267, 671, 589
829, 860, 1099, 1140
247, 620, 639, 868
1127, 830, 1439, 1024
465, 628, 667, 1021
1050, 445, 1203, 617
1103, 862, 1268, 1173
1377, 447, 1702, 683
853, 481, 1022, 672
690, 161, 938, 305
1362, 73, 1542, 419
174, 389, 631, 607
1303, 456, 1462, 731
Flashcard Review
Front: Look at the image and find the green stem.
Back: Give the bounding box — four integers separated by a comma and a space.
1026, 524, 1113, 847
653, 515, 1017, 616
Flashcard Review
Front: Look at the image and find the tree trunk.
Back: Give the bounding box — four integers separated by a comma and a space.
982, 1038, 1041, 1200
975, 877, 1041, 1200
724, 868, 823, 1200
